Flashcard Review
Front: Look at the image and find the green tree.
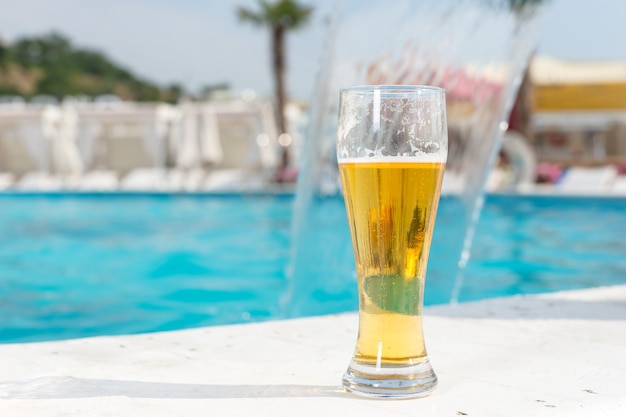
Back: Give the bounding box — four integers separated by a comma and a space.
237, 0, 313, 171
2, 32, 168, 101
199, 82, 230, 100
0, 42, 9, 65
163, 83, 187, 103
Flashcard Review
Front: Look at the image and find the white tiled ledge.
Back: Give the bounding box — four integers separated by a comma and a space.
1, 285, 625, 416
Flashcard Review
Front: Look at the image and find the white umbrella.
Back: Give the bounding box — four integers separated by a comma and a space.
18, 105, 57, 172
200, 105, 223, 165
177, 103, 201, 169
53, 103, 84, 175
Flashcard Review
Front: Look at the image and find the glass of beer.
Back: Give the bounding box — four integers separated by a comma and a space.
337, 85, 447, 398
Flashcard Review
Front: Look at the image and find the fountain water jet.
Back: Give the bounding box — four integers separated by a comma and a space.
286, 0, 550, 315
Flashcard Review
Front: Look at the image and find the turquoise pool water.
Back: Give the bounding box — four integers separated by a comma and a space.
1, 193, 625, 343
463, 195, 626, 300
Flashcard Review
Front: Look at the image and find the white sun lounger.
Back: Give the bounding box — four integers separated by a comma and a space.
203, 169, 269, 191
0, 172, 15, 190
557, 165, 618, 195
75, 170, 119, 191
15, 172, 64, 191
611, 176, 626, 195
120, 168, 202, 192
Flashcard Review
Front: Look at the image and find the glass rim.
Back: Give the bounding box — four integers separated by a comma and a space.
340, 84, 445, 96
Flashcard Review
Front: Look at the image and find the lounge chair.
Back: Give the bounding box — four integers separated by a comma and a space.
611, 176, 626, 195
75, 170, 119, 191
15, 172, 64, 191
557, 165, 618, 195
0, 172, 15, 190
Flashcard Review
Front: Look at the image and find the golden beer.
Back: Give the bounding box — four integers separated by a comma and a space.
339, 160, 445, 367
337, 84, 446, 398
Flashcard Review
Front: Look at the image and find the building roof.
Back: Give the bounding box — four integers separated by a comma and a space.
531, 56, 626, 85
531, 56, 626, 111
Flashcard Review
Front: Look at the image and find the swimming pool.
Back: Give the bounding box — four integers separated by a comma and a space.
1, 192, 625, 343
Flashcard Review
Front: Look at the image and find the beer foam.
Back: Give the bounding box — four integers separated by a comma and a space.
338, 152, 447, 164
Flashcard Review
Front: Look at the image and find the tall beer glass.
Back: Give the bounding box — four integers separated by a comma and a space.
337, 85, 447, 398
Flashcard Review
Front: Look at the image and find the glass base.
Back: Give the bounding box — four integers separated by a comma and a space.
342, 358, 437, 399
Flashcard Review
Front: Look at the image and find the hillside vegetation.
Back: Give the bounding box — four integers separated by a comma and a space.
0, 32, 182, 102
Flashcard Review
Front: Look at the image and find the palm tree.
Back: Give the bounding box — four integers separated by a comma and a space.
237, 0, 313, 173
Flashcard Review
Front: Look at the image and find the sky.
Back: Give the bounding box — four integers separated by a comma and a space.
0, 0, 625, 101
